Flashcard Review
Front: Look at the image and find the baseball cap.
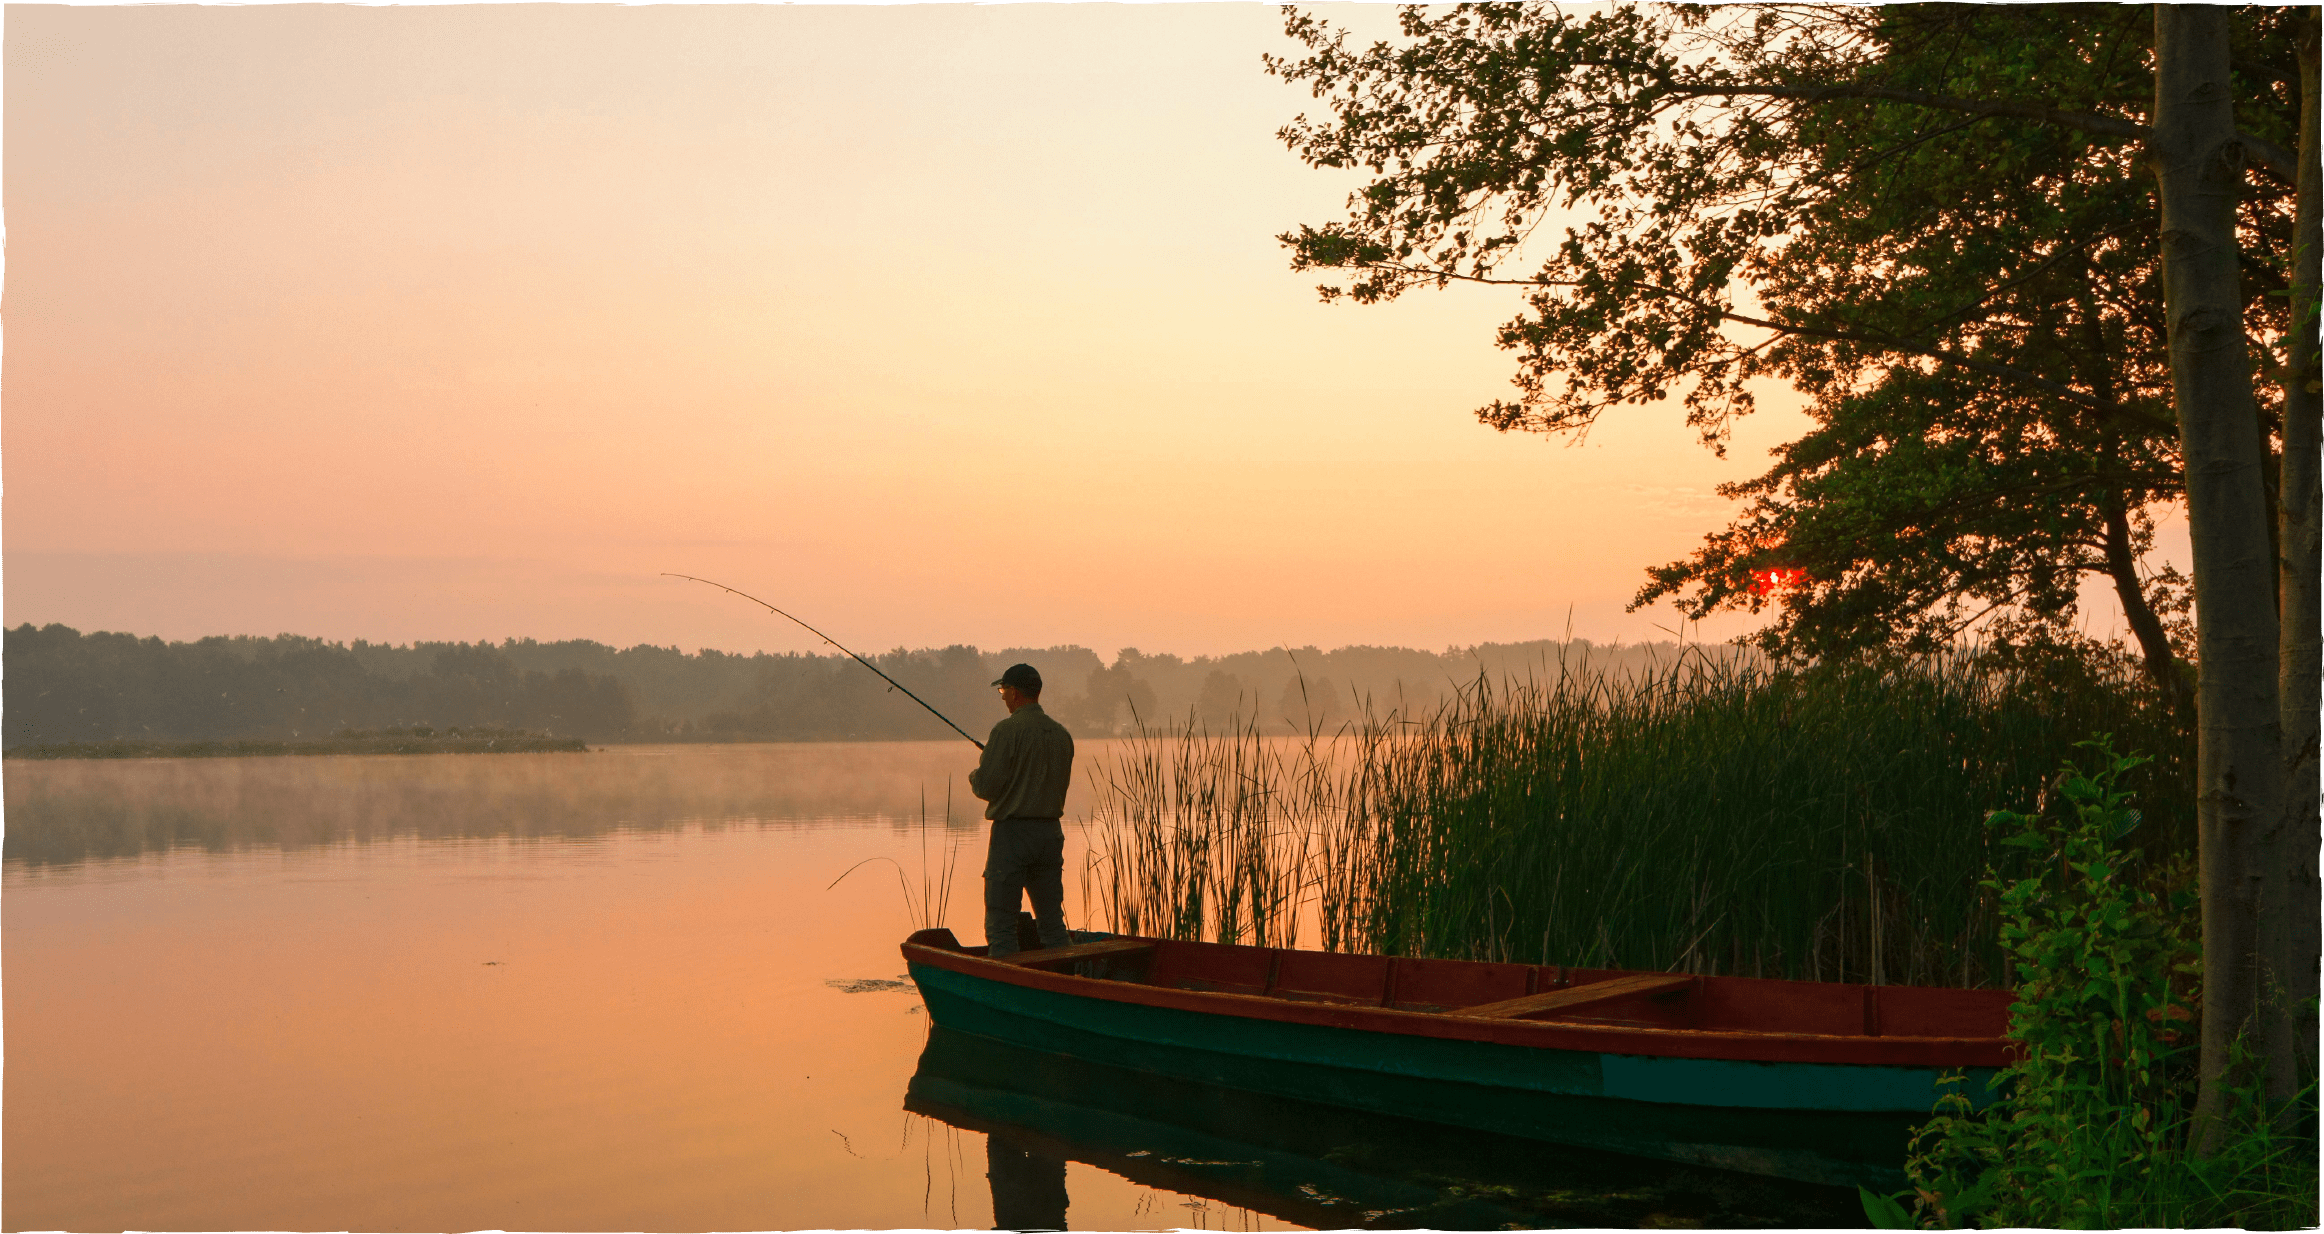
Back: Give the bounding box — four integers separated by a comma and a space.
992, 663, 1042, 692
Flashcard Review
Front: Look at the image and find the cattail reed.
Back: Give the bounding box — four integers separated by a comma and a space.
1083, 707, 1335, 950
1086, 645, 2190, 988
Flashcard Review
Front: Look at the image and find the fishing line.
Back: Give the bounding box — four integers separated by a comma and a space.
663, 572, 986, 749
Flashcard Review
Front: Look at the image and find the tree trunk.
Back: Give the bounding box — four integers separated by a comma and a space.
2101, 490, 2193, 714
2152, 4, 2292, 1139
2264, 432, 2286, 620
2275, 15, 2322, 1093
2076, 277, 2196, 717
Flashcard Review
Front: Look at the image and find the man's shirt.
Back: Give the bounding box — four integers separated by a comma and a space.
968, 702, 1075, 821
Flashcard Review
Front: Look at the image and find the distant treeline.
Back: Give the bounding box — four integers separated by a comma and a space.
3, 622, 1732, 749
8, 728, 588, 760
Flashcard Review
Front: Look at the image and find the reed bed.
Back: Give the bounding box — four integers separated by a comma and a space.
1083, 710, 1339, 949
1085, 646, 2190, 988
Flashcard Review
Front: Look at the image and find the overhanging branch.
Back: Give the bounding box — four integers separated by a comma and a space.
1354, 260, 2108, 411
1641, 78, 2298, 185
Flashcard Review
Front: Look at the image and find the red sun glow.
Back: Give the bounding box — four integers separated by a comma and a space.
1750, 567, 1807, 597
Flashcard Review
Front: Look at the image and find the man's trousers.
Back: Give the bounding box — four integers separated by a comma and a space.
984, 817, 1071, 957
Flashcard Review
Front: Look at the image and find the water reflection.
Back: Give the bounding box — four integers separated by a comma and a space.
986, 1128, 1072, 1231
907, 1028, 1865, 1230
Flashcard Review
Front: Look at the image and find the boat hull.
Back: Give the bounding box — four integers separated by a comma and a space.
907, 953, 1994, 1190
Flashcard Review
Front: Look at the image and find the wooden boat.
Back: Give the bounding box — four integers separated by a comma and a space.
901, 927, 2017, 1190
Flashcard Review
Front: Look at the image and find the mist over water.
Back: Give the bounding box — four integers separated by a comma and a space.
5, 742, 1030, 866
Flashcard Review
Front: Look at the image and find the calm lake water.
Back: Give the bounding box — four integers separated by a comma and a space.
4, 743, 1860, 1231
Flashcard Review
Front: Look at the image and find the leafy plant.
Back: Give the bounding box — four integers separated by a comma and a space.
1898, 737, 2315, 1228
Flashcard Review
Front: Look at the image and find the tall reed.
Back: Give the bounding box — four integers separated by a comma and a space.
1084, 709, 1333, 949
832, 781, 965, 932
1086, 645, 2189, 987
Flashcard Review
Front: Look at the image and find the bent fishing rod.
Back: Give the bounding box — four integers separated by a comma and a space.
662, 573, 985, 750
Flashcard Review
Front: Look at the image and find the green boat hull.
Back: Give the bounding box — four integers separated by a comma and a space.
910, 959, 1987, 1190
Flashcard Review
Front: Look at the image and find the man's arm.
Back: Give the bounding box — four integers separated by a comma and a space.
968, 718, 1012, 801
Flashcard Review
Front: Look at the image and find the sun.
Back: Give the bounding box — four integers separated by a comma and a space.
1749, 567, 1806, 598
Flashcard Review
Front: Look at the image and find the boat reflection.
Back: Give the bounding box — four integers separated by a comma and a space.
905, 1028, 1864, 1230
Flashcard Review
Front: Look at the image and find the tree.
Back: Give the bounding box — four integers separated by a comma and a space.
1269, 0, 2315, 1115
2275, 15, 2322, 1099
1277, 673, 1344, 733
1616, 8, 2201, 703
2150, 4, 2296, 1131
1073, 657, 1159, 736
1194, 669, 1247, 728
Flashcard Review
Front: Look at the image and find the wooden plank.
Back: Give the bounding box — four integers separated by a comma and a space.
1457, 973, 1695, 1020
999, 939, 1156, 968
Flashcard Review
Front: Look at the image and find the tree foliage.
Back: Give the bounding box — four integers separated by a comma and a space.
1268, 4, 2304, 689
3, 624, 640, 745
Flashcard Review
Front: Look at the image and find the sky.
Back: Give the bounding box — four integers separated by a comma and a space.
0, 3, 2168, 660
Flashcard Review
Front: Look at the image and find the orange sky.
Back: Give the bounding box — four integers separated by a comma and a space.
6, 3, 2153, 660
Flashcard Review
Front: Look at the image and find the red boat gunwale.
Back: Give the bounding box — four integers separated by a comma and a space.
903, 929, 2019, 1069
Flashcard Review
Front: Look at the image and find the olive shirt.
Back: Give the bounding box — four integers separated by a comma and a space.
968, 702, 1075, 821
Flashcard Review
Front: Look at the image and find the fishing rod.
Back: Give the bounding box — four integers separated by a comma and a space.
662, 573, 986, 750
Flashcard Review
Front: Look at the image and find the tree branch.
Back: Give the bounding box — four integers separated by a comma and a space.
1650, 80, 2299, 185
1907, 223, 2143, 338
1352, 260, 2109, 411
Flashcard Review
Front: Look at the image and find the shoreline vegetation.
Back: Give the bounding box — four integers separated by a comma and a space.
1088, 643, 2191, 985
1083, 644, 2314, 1227
5, 726, 588, 760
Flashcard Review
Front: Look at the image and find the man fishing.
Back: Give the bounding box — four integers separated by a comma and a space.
665, 577, 1077, 955
968, 663, 1075, 958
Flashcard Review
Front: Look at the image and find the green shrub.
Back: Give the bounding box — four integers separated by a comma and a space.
1891, 739, 2315, 1229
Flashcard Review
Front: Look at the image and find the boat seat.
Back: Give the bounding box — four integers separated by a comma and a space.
998, 939, 1157, 969
1457, 973, 1694, 1020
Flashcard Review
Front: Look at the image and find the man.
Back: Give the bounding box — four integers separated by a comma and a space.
968, 663, 1075, 958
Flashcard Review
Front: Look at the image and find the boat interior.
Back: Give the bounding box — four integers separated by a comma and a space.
905, 927, 2012, 1040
